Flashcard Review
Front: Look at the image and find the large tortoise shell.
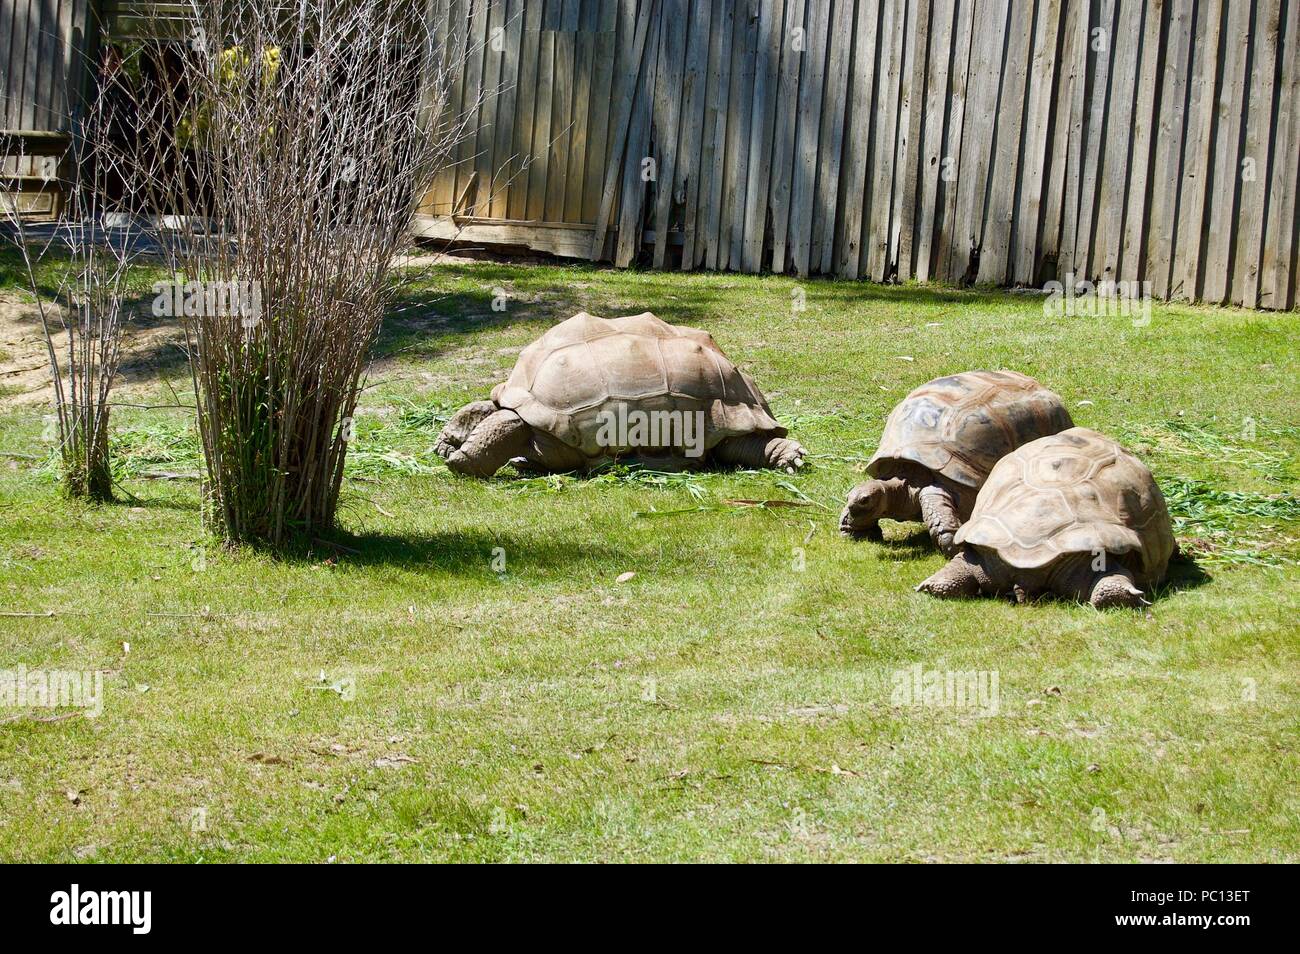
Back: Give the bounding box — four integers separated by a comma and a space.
954, 427, 1176, 585
867, 370, 1073, 488
491, 312, 784, 457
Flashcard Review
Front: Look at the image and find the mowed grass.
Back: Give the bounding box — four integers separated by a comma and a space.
0, 260, 1297, 862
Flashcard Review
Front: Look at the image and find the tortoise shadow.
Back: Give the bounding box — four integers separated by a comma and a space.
869, 522, 935, 561
1155, 550, 1214, 597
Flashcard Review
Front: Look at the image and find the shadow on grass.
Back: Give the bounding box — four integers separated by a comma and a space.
1157, 551, 1214, 596
866, 524, 935, 561
308, 527, 625, 575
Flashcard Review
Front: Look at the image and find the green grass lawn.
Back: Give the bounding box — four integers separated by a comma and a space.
1, 260, 1297, 862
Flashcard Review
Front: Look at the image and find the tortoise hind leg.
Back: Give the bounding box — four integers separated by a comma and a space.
445, 410, 533, 478
713, 433, 805, 472
434, 400, 498, 459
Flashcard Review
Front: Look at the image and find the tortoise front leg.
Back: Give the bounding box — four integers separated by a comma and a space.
915, 549, 989, 599
434, 400, 498, 459
445, 410, 533, 477
1089, 565, 1148, 609
919, 484, 962, 556
712, 432, 805, 473
1052, 553, 1148, 608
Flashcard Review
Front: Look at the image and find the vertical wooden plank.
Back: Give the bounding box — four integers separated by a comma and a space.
652, 0, 689, 267
563, 0, 597, 223
526, 27, 555, 221
1262, 0, 1300, 309
507, 0, 544, 219
1202, 0, 1251, 303
934, 0, 976, 281
1094, 0, 1142, 284
617, 0, 664, 265
545, 10, 576, 221
1119, 0, 1165, 284
814, 0, 855, 273
704, 0, 737, 268
0, 0, 16, 131
741, 0, 784, 272
767, 0, 806, 272
896, 0, 931, 280
867, 0, 904, 281
1146, 0, 1193, 299
977, 0, 1032, 285
591, 0, 657, 258
1234, 0, 1281, 307
34, 0, 61, 130
1055, 0, 1089, 282
1176, 0, 1223, 301
20, 0, 43, 133
836, 0, 882, 278
723, 0, 760, 270
916, 0, 955, 281
487, 0, 523, 217
1073, 0, 1116, 282
1040, 0, 1083, 279
50, 0, 75, 129
474, 0, 507, 215
680, 0, 718, 268
581, 2, 618, 222
788, 0, 829, 275
1014, 0, 1063, 285
456, 0, 490, 213
948, 0, 1004, 283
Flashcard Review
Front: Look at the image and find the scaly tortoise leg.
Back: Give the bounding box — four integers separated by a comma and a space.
434, 400, 498, 459
918, 484, 962, 556
712, 432, 806, 473
916, 549, 988, 599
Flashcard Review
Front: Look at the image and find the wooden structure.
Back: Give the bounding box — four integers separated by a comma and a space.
420, 0, 1300, 309
6, 0, 1300, 308
1, 0, 95, 217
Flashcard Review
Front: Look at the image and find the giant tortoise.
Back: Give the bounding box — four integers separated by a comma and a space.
915, 427, 1176, 608
840, 370, 1073, 554
434, 311, 804, 476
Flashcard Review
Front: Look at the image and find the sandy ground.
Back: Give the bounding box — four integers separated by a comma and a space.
0, 249, 493, 412
0, 292, 190, 411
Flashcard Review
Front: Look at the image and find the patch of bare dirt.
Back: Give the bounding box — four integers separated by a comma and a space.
0, 292, 189, 412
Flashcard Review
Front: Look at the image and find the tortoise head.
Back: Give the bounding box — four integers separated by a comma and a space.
839, 480, 889, 539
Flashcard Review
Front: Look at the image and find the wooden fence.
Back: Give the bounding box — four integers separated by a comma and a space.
7, 0, 1298, 307
419, 0, 1300, 310
1, 0, 96, 215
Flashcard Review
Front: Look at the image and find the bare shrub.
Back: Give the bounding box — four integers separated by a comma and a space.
117, 0, 470, 545
1, 72, 144, 501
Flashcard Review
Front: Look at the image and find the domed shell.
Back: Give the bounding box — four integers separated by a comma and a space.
868, 370, 1073, 488
953, 427, 1175, 586
491, 312, 784, 457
